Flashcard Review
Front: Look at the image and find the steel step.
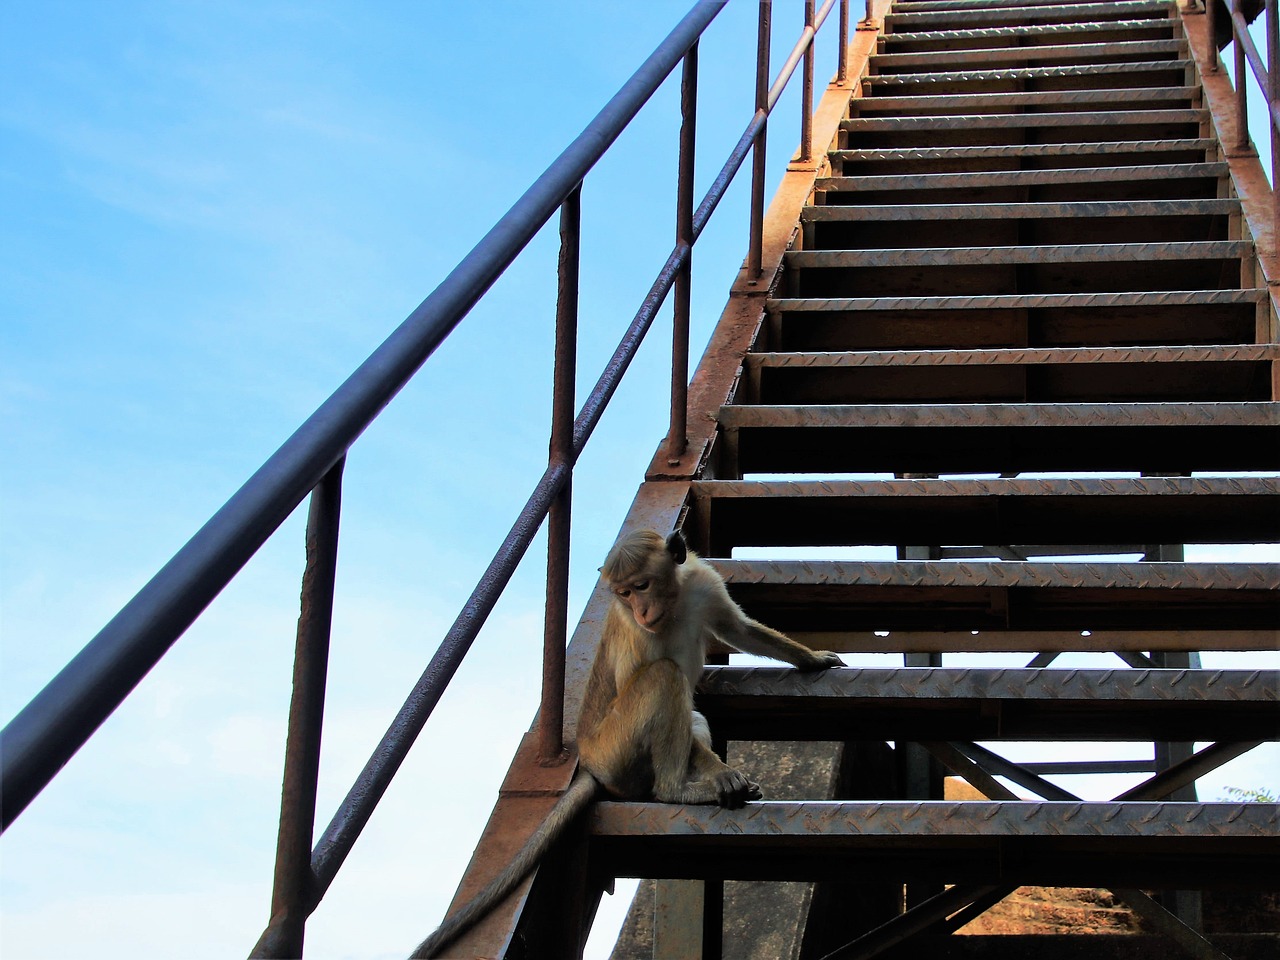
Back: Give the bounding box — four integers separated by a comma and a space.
766, 289, 1265, 311
705, 557, 1280, 631
689, 476, 1280, 551
591, 800, 1279, 885
842, 108, 1205, 132
715, 402, 1280, 474
863, 59, 1193, 88
803, 198, 1234, 219
873, 39, 1185, 69
886, 1, 1175, 30
854, 87, 1196, 114
763, 289, 1265, 351
813, 164, 1226, 203
695, 666, 1279, 740
892, 0, 1151, 13
880, 18, 1177, 47
786, 239, 1247, 269
836, 139, 1217, 159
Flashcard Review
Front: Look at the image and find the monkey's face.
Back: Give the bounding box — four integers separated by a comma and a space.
611, 565, 678, 633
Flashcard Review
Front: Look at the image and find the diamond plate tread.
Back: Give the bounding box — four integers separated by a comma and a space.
856, 87, 1197, 112
885, 0, 1172, 13
887, 1, 1175, 28
695, 665, 1279, 704
842, 109, 1206, 131
802, 199, 1235, 220
833, 139, 1217, 160
785, 240, 1247, 269
691, 476, 1280, 499
707, 558, 1280, 591
873, 40, 1186, 68
863, 60, 1194, 85
817, 164, 1225, 194
744, 345, 1280, 368
764, 289, 1265, 312
591, 801, 1279, 841
890, 0, 1172, 11
716, 402, 1280, 429
881, 18, 1177, 43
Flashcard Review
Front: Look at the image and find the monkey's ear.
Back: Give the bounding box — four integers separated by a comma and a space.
666, 531, 688, 565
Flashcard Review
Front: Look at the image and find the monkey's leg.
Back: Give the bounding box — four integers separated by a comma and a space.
583, 660, 756, 807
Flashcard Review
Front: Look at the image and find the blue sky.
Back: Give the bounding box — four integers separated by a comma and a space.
2, 4, 1276, 959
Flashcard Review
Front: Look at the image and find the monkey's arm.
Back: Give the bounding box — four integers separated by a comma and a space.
707, 588, 843, 669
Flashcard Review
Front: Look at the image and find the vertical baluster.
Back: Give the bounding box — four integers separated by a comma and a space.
801, 1, 816, 162
1236, 0, 1251, 150
838, 0, 850, 84
1269, 0, 1278, 239
1208, 0, 1220, 73
669, 45, 699, 462
252, 457, 345, 959
749, 1, 772, 281
540, 185, 580, 764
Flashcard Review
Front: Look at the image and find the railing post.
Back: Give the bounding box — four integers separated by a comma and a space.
801, 1, 816, 162
1269, 0, 1278, 238
1208, 0, 1220, 72
251, 457, 345, 960
540, 184, 580, 765
748, 1, 772, 281
838, 0, 850, 84
1236, 0, 1251, 150
669, 45, 698, 462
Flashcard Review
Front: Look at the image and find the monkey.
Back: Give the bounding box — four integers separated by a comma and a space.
412, 528, 842, 958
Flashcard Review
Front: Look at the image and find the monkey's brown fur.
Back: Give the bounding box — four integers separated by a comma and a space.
412, 529, 842, 957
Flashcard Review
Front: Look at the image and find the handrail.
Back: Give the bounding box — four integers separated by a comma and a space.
0, 1, 855, 956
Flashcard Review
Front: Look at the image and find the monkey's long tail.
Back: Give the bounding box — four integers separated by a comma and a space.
410, 769, 598, 959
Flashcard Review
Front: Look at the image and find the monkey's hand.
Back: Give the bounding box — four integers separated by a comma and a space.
712, 767, 763, 809
799, 650, 844, 670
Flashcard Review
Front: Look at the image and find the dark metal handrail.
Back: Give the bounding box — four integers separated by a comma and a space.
0, 1, 856, 955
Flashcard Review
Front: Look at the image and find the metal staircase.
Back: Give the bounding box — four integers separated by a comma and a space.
2, 3, 1274, 959
443, 1, 1279, 958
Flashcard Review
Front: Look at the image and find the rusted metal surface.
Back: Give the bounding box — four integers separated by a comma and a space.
711, 557, 1280, 590
539, 187, 580, 766
888, 1, 1176, 30
748, 1, 771, 280
767, 288, 1265, 311
883, 17, 1178, 44
744, 344, 1280, 367
694, 474, 1279, 496
834, 140, 1219, 162
787, 239, 1248, 268
770, 288, 1264, 312
697, 665, 1278, 705
1183, 0, 1279, 275
774, 629, 1279, 654
844, 107, 1207, 130
875, 40, 1187, 70
804, 196, 1235, 218
864, 60, 1195, 84
817, 162, 1227, 191
856, 86, 1198, 112
251, 459, 345, 960
718, 400, 1280, 428
669, 46, 697, 461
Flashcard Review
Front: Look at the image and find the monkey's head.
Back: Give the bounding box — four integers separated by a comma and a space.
601, 529, 687, 633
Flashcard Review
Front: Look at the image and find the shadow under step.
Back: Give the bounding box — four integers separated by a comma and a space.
689, 475, 1280, 551
715, 401, 1280, 474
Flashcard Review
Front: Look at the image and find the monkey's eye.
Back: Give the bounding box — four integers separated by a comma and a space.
634, 580, 650, 592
